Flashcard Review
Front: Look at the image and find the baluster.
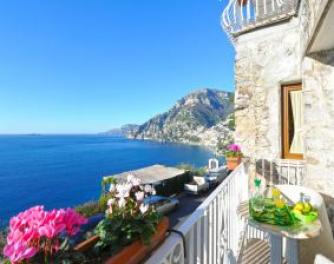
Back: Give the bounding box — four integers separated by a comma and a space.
209, 203, 213, 264
271, 0, 275, 14
196, 217, 202, 264
188, 225, 194, 264
287, 159, 290, 185
270, 159, 273, 184
203, 209, 209, 264
213, 197, 217, 264
263, 0, 267, 15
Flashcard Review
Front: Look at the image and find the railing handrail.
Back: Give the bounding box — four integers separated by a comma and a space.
145, 160, 306, 264
177, 164, 243, 235
145, 164, 247, 264
222, 0, 300, 39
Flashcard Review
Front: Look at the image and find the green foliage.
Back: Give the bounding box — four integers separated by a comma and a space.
177, 163, 206, 176
94, 175, 161, 255
94, 212, 160, 254
75, 201, 104, 218
98, 193, 115, 213
188, 135, 201, 143
0, 229, 8, 263
101, 177, 117, 192
228, 114, 235, 130
228, 93, 235, 103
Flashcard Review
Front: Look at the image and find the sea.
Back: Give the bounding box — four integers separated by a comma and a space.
0, 135, 216, 223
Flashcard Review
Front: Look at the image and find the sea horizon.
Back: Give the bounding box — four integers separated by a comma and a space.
0, 134, 218, 223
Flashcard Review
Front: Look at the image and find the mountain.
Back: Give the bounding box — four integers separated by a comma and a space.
103, 124, 139, 137
128, 89, 234, 150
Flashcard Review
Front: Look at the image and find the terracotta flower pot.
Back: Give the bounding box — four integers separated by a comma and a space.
74, 217, 169, 264
237, 0, 248, 6
226, 157, 242, 171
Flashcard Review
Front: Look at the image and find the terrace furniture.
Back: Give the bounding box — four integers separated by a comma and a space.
238, 185, 334, 264
184, 176, 209, 195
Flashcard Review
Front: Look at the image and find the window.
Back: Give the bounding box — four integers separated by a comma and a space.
282, 84, 303, 159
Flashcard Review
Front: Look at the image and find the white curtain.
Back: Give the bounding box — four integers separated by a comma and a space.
290, 91, 304, 154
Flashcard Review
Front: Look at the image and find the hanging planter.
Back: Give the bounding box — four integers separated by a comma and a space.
237, 0, 248, 6
74, 217, 169, 264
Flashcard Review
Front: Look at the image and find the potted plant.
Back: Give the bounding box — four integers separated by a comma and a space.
2, 206, 88, 264
225, 144, 243, 171
74, 174, 169, 264
237, 0, 248, 6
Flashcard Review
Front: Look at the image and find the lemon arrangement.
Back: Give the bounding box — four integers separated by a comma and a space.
249, 179, 319, 226
291, 194, 319, 224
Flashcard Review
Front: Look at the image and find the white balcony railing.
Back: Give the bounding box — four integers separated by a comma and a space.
222, 0, 299, 37
145, 158, 305, 264
146, 163, 249, 264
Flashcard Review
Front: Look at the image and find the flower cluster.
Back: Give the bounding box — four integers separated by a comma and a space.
106, 174, 156, 216
94, 175, 160, 252
225, 143, 243, 158
3, 206, 87, 263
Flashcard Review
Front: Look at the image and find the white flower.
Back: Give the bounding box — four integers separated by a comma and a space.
109, 183, 116, 192
118, 198, 126, 208
144, 185, 152, 193
116, 183, 131, 198
135, 191, 145, 202
107, 207, 113, 214
131, 177, 141, 186
151, 187, 156, 195
107, 198, 115, 206
127, 174, 135, 183
139, 203, 149, 214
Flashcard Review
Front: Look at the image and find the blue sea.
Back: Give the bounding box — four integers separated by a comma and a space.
0, 135, 215, 223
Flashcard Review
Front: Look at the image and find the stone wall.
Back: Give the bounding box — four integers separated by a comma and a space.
233, 0, 334, 233
303, 49, 334, 230
234, 18, 303, 159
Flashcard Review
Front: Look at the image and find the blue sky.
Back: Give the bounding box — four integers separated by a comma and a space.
0, 0, 234, 134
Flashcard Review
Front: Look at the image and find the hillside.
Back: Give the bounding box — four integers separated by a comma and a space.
128, 89, 234, 149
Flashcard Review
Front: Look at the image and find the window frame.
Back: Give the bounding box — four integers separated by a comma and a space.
281, 83, 303, 160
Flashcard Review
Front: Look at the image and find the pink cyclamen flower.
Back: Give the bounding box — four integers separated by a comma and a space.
62, 208, 87, 237
3, 205, 87, 263
228, 144, 241, 152
135, 191, 145, 202
3, 241, 37, 263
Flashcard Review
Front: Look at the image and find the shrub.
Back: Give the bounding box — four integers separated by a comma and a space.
177, 163, 206, 176
75, 201, 104, 218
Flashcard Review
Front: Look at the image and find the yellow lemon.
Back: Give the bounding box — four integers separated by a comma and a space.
293, 202, 304, 212
302, 202, 312, 214
272, 188, 281, 199
275, 199, 285, 209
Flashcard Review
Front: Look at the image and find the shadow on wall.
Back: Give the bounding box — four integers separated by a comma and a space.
320, 192, 334, 237
309, 49, 334, 66
246, 158, 304, 187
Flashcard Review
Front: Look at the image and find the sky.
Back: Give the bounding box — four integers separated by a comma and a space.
0, 0, 235, 134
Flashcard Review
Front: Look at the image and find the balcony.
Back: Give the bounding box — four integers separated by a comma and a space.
222, 0, 300, 37
145, 158, 334, 264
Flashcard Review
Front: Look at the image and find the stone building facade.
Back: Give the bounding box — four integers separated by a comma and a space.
222, 0, 334, 230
